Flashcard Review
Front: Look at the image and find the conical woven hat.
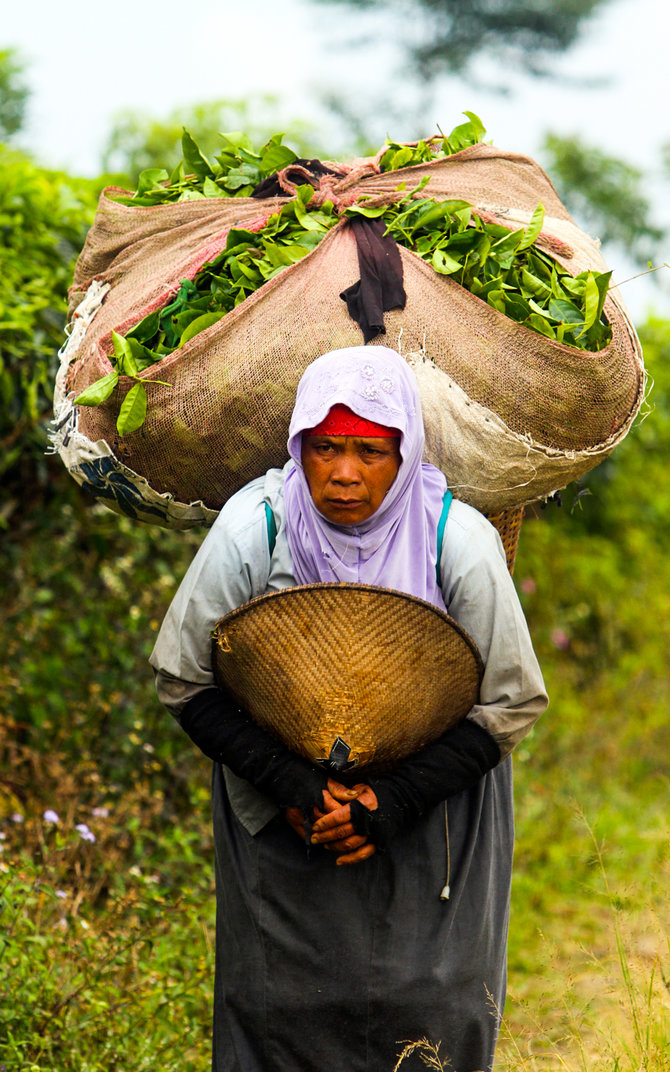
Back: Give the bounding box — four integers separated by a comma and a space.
211, 583, 483, 774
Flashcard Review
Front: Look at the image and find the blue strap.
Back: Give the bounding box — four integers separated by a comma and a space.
435, 490, 453, 587
264, 501, 277, 558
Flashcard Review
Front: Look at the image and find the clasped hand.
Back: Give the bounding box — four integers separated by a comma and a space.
285, 778, 379, 866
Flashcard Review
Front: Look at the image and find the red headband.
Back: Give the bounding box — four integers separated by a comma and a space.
305, 403, 400, 438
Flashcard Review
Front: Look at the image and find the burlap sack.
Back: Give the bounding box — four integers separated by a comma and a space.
52, 143, 645, 524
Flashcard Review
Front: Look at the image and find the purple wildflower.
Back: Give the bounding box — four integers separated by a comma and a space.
75, 823, 96, 843
43, 809, 59, 825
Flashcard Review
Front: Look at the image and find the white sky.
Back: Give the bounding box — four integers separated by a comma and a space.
4, 0, 669, 318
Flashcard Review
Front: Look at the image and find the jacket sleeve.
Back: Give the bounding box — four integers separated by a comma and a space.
438, 501, 548, 758
149, 478, 270, 721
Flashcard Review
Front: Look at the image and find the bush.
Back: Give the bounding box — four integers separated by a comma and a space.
0, 146, 97, 518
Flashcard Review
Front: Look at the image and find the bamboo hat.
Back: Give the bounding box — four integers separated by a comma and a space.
211, 583, 483, 774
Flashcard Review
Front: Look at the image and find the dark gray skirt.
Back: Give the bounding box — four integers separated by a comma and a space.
211, 758, 514, 1072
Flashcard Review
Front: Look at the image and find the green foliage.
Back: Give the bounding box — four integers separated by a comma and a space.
542, 133, 665, 265
0, 493, 213, 1069
0, 48, 29, 138
384, 196, 612, 349
378, 112, 486, 170
0, 816, 213, 1070
496, 321, 670, 1066
102, 98, 322, 186
111, 128, 303, 206
78, 186, 339, 431
0, 146, 97, 512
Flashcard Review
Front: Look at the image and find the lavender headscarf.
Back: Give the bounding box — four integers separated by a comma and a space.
284, 346, 448, 610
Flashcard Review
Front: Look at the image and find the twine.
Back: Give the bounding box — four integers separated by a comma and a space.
273, 158, 405, 213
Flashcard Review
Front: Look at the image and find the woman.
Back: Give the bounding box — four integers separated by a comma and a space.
151, 345, 547, 1072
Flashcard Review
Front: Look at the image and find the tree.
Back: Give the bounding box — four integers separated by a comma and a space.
0, 48, 29, 139
542, 133, 665, 266
311, 0, 611, 80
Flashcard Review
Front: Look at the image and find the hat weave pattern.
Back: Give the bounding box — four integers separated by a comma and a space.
211, 583, 483, 773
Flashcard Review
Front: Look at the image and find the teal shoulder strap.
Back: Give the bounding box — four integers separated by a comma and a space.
435, 490, 453, 587
264, 501, 277, 558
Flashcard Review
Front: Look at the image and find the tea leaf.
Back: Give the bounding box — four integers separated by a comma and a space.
517, 203, 545, 251
431, 249, 462, 275
116, 382, 147, 436
74, 371, 119, 407
181, 129, 214, 181
179, 312, 225, 346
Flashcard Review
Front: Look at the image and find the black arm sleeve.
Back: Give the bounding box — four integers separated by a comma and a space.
180, 687, 329, 817
350, 719, 501, 849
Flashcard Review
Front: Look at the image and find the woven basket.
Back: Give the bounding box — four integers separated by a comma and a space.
211, 583, 483, 774
487, 507, 524, 573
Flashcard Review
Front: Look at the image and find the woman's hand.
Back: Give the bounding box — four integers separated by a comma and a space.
310, 782, 379, 866
284, 779, 377, 865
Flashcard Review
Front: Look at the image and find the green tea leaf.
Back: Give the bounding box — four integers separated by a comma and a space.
487, 289, 506, 313
181, 129, 214, 181
260, 136, 298, 175
444, 111, 486, 153
223, 164, 261, 190
548, 298, 584, 326
431, 249, 462, 275
560, 274, 587, 299
594, 269, 613, 322
127, 337, 159, 372
294, 195, 329, 231
518, 203, 545, 251
111, 331, 138, 376
581, 272, 600, 332
521, 268, 551, 300
74, 371, 119, 407
490, 229, 524, 259
179, 312, 225, 346
178, 188, 206, 201
126, 310, 161, 344
117, 382, 147, 436
203, 177, 222, 198
503, 295, 532, 323
135, 168, 169, 198
389, 147, 415, 171
527, 313, 556, 339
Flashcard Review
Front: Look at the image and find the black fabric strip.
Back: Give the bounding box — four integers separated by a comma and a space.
180, 687, 328, 818
340, 217, 406, 343
351, 720, 502, 849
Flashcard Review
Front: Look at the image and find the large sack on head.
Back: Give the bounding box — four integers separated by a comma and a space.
52, 143, 644, 526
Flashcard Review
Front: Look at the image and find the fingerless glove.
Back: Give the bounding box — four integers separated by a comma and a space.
180, 687, 329, 818
350, 719, 501, 849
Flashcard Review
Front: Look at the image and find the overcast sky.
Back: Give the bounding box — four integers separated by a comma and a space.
4, 0, 668, 318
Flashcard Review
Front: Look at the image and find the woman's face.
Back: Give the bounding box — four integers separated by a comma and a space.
301, 434, 402, 525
